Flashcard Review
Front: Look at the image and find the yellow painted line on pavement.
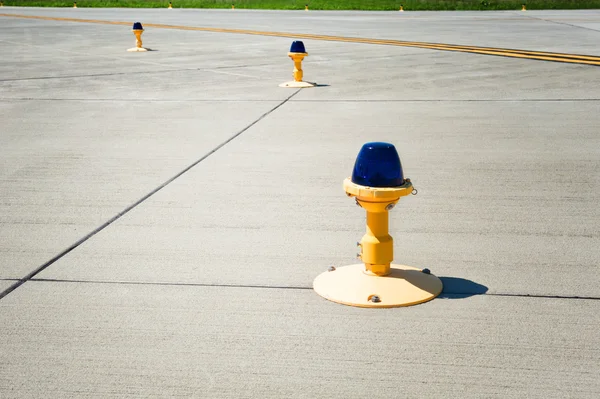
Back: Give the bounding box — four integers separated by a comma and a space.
2, 13, 600, 66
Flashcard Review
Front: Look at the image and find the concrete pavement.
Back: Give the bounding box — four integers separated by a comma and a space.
1, 8, 599, 398
2, 282, 599, 398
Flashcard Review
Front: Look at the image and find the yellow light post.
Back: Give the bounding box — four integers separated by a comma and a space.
127, 22, 149, 52
400, 5, 404, 12
522, 4, 527, 11
232, 4, 235, 9
305, 4, 309, 11
73, 2, 77, 8
168, 2, 173, 9
279, 41, 316, 88
313, 142, 443, 308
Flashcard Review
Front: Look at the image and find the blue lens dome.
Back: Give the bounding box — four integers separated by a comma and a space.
351, 142, 405, 187
289, 40, 307, 53
133, 22, 143, 30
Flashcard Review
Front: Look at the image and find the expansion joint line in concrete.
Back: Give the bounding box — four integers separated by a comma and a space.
0, 67, 198, 83
0, 89, 301, 301
515, 11, 600, 33
22, 278, 600, 301
292, 99, 600, 103
0, 64, 278, 83
31, 278, 312, 291
4, 98, 600, 103
1, 13, 600, 66
0, 98, 286, 102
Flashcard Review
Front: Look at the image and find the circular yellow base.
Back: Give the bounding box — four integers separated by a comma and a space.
279, 81, 316, 88
313, 264, 443, 308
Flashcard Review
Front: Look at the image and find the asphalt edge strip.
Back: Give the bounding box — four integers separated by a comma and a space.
0, 89, 301, 301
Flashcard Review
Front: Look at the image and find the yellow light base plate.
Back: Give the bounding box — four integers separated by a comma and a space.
127, 47, 149, 52
279, 81, 316, 88
313, 264, 443, 308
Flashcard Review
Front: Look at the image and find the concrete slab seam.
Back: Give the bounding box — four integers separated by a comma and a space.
0, 37, 216, 71
290, 99, 600, 103
4, 98, 600, 104
31, 278, 311, 291
0, 65, 278, 83
0, 67, 200, 83
515, 11, 600, 33
0, 98, 286, 102
0, 89, 301, 301
25, 279, 600, 301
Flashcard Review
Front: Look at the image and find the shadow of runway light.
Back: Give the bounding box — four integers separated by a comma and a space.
438, 277, 488, 299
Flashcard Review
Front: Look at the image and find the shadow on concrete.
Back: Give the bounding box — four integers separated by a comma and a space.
438, 277, 488, 299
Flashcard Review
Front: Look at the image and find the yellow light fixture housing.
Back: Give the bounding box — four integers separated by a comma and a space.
127, 22, 149, 52
313, 142, 443, 308
280, 40, 316, 88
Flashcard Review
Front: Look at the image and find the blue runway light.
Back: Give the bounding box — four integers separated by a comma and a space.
351, 142, 405, 187
289, 40, 307, 53
133, 22, 143, 30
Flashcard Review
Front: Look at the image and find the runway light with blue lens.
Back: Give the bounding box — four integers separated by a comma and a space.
279, 41, 316, 88
351, 142, 405, 188
128, 22, 149, 52
313, 142, 443, 308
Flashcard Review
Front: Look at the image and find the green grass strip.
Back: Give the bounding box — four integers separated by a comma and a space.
3, 0, 600, 11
